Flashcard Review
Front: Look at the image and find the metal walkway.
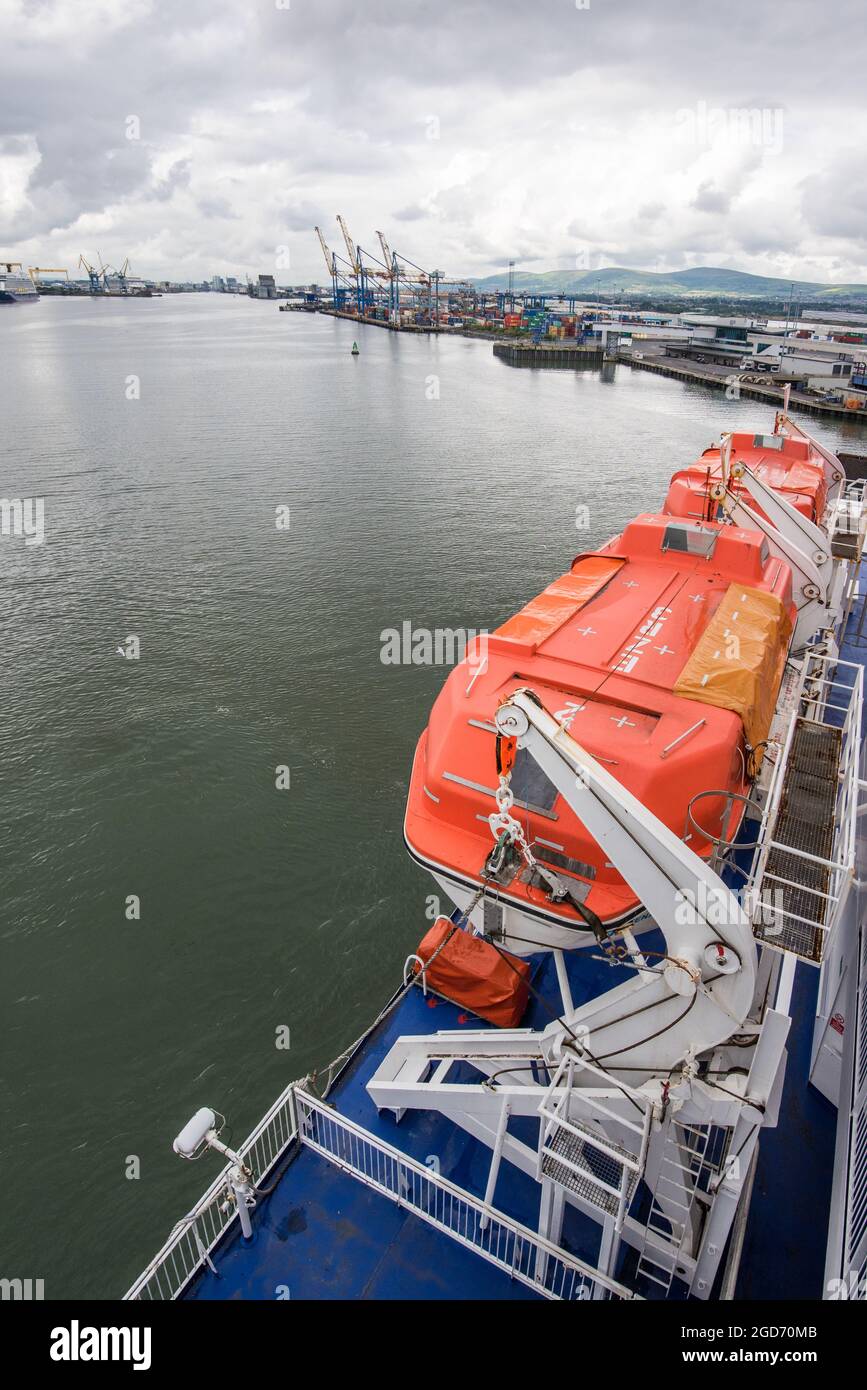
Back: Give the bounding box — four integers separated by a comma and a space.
758, 719, 842, 961
751, 650, 862, 965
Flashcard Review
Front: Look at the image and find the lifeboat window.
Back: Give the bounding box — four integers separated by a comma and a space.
753, 434, 783, 449
509, 745, 560, 813
661, 522, 718, 558
760, 540, 770, 565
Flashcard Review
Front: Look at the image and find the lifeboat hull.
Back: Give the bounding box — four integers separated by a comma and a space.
405, 512, 796, 956
664, 430, 829, 527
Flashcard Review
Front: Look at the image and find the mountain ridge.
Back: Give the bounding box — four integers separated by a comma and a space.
468, 265, 867, 301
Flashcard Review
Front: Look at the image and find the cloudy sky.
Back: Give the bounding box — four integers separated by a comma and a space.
1, 0, 865, 285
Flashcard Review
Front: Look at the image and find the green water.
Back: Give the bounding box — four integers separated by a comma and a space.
0, 296, 862, 1297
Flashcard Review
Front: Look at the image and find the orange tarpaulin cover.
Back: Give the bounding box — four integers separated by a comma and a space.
495, 555, 623, 646
415, 918, 531, 1027
673, 583, 792, 749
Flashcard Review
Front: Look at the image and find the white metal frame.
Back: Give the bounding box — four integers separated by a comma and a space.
746, 652, 863, 964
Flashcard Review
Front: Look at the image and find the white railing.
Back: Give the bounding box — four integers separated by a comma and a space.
826, 911, 867, 1298
124, 1084, 299, 1301
294, 1089, 636, 1301
748, 652, 863, 962
828, 478, 866, 550
842, 919, 867, 1291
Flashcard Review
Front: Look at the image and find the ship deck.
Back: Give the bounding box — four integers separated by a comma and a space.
181, 563, 865, 1303
183, 936, 837, 1302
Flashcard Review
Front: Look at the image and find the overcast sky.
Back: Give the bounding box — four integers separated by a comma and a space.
1, 0, 865, 285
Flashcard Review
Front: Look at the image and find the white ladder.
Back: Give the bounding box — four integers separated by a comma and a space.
635, 1120, 709, 1296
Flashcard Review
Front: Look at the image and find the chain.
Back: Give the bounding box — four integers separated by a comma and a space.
487, 772, 551, 885
486, 767, 608, 946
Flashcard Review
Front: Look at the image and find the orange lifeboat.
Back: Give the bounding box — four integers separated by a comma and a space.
664, 430, 828, 527
404, 513, 796, 954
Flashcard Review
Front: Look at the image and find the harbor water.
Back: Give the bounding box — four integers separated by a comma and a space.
1, 296, 863, 1297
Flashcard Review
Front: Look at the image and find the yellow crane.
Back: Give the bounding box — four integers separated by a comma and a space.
28, 266, 69, 284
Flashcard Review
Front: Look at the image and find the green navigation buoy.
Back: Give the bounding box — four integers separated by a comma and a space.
351, 341, 359, 355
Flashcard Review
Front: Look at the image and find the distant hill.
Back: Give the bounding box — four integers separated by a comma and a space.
469, 265, 867, 302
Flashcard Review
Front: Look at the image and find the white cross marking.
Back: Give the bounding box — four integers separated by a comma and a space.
655, 644, 676, 656
555, 700, 587, 729
623, 580, 640, 589
574, 626, 596, 637
611, 714, 636, 729
688, 593, 705, 603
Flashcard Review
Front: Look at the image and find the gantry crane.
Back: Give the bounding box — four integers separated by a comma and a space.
28, 267, 69, 286
312, 219, 459, 328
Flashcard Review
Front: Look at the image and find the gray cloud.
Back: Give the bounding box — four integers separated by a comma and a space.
692, 182, 731, 215
1, 0, 865, 283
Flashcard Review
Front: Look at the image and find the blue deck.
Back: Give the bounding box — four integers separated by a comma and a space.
186, 1143, 540, 1301
184, 564, 864, 1302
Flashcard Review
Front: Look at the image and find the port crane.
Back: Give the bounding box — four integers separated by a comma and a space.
78, 255, 103, 294
336, 215, 419, 320
336, 213, 376, 317
336, 214, 359, 276
313, 219, 465, 327
372, 229, 435, 326
375, 230, 400, 325
376, 230, 392, 270
111, 258, 131, 294
315, 225, 356, 312
315, 225, 334, 279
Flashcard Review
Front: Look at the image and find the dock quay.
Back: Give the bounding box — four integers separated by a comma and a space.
318, 306, 429, 332
617, 349, 867, 421
493, 342, 605, 368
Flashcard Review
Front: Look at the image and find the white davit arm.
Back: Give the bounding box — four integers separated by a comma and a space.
715, 432, 830, 650
735, 460, 831, 571
775, 410, 846, 506
494, 690, 757, 1076
722, 489, 828, 650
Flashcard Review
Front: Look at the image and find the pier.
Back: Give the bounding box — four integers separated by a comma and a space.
616, 350, 867, 421
493, 342, 605, 369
